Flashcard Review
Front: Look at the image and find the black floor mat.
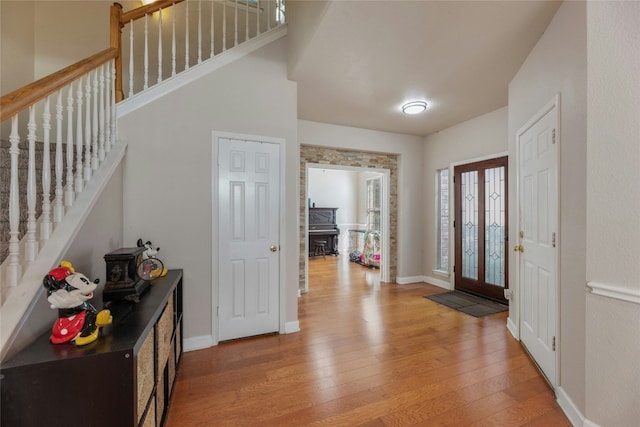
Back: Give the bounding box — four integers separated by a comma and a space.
424, 291, 508, 317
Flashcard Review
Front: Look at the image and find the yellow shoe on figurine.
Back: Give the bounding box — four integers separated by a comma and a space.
74, 328, 99, 346
96, 309, 112, 327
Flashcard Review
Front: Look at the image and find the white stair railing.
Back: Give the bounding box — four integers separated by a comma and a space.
112, 0, 286, 101
1, 50, 118, 291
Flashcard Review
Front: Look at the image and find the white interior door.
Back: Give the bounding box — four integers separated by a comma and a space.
218, 137, 280, 341
517, 100, 558, 386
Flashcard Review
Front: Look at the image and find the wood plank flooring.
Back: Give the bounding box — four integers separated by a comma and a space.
166, 255, 570, 426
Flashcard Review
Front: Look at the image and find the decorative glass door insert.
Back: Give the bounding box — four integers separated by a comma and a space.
454, 156, 508, 302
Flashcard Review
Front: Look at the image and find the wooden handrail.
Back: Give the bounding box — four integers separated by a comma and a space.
0, 48, 117, 122
121, 0, 185, 24
110, 1, 185, 102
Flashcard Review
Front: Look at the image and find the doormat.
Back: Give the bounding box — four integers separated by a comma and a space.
424, 291, 508, 318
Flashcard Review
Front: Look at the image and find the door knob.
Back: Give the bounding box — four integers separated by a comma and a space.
270, 245, 278, 252
513, 245, 524, 252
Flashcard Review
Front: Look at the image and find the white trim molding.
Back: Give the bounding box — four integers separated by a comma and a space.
395, 275, 426, 285
556, 386, 586, 427
284, 321, 300, 334
587, 281, 640, 304
184, 335, 215, 352
395, 275, 452, 291
506, 317, 519, 340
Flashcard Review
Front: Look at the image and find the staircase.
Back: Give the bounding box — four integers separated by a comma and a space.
0, 0, 286, 361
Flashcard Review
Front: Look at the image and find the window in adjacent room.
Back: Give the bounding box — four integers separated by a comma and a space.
436, 168, 449, 273
366, 176, 382, 231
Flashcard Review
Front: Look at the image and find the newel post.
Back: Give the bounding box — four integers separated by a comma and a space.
110, 2, 124, 102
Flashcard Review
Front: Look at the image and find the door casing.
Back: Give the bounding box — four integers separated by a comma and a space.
211, 131, 287, 346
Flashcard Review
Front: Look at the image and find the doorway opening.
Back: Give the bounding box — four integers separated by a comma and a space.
299, 145, 398, 294
305, 164, 390, 293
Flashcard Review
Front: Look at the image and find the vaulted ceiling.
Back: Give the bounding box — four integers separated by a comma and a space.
287, 0, 562, 137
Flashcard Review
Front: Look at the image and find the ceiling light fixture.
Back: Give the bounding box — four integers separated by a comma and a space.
402, 101, 428, 115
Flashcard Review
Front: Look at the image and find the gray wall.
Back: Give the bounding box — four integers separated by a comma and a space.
422, 106, 508, 286
118, 37, 298, 345
508, 0, 587, 416
298, 120, 424, 281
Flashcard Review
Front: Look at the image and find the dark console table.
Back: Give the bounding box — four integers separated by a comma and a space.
1, 269, 183, 427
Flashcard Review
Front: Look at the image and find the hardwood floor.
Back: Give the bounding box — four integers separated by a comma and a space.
166, 255, 570, 426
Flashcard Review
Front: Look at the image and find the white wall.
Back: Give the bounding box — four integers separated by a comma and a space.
422, 107, 508, 284
308, 168, 360, 252
308, 168, 358, 224
118, 38, 298, 344
585, 2, 640, 426
508, 0, 587, 418
298, 120, 424, 280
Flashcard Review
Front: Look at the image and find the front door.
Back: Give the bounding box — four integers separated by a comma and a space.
218, 137, 280, 341
454, 156, 508, 302
517, 100, 558, 386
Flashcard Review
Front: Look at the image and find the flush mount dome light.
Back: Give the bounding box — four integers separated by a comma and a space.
402, 101, 428, 115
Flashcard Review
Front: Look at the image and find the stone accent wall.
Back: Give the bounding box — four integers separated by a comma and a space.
300, 145, 398, 290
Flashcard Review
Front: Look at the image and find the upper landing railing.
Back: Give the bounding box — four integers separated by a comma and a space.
0, 0, 285, 292
111, 0, 286, 101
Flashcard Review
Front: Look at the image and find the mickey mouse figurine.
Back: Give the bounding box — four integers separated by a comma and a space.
43, 261, 113, 346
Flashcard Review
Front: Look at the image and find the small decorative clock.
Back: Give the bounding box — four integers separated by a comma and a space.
103, 247, 149, 303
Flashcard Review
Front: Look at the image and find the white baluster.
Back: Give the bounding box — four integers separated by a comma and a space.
53, 91, 64, 222
41, 97, 52, 242
198, 0, 202, 64
234, 0, 238, 47
65, 84, 75, 206
98, 65, 106, 162
223, 0, 227, 51
105, 63, 112, 152
92, 69, 99, 171
75, 78, 84, 193
144, 13, 149, 90
210, 0, 215, 58
185, 0, 190, 69
172, 3, 177, 76
111, 62, 117, 147
25, 105, 38, 262
7, 116, 22, 287
84, 75, 92, 181
267, 0, 271, 30
129, 19, 135, 97
256, 0, 260, 34
245, 0, 249, 41
158, 8, 163, 83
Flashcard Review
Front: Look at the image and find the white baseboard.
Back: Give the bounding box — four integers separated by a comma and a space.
506, 317, 519, 340
395, 275, 426, 285
395, 275, 452, 290
284, 321, 300, 333
184, 335, 214, 352
556, 386, 585, 427
184, 322, 299, 352
424, 275, 453, 290
583, 419, 600, 427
